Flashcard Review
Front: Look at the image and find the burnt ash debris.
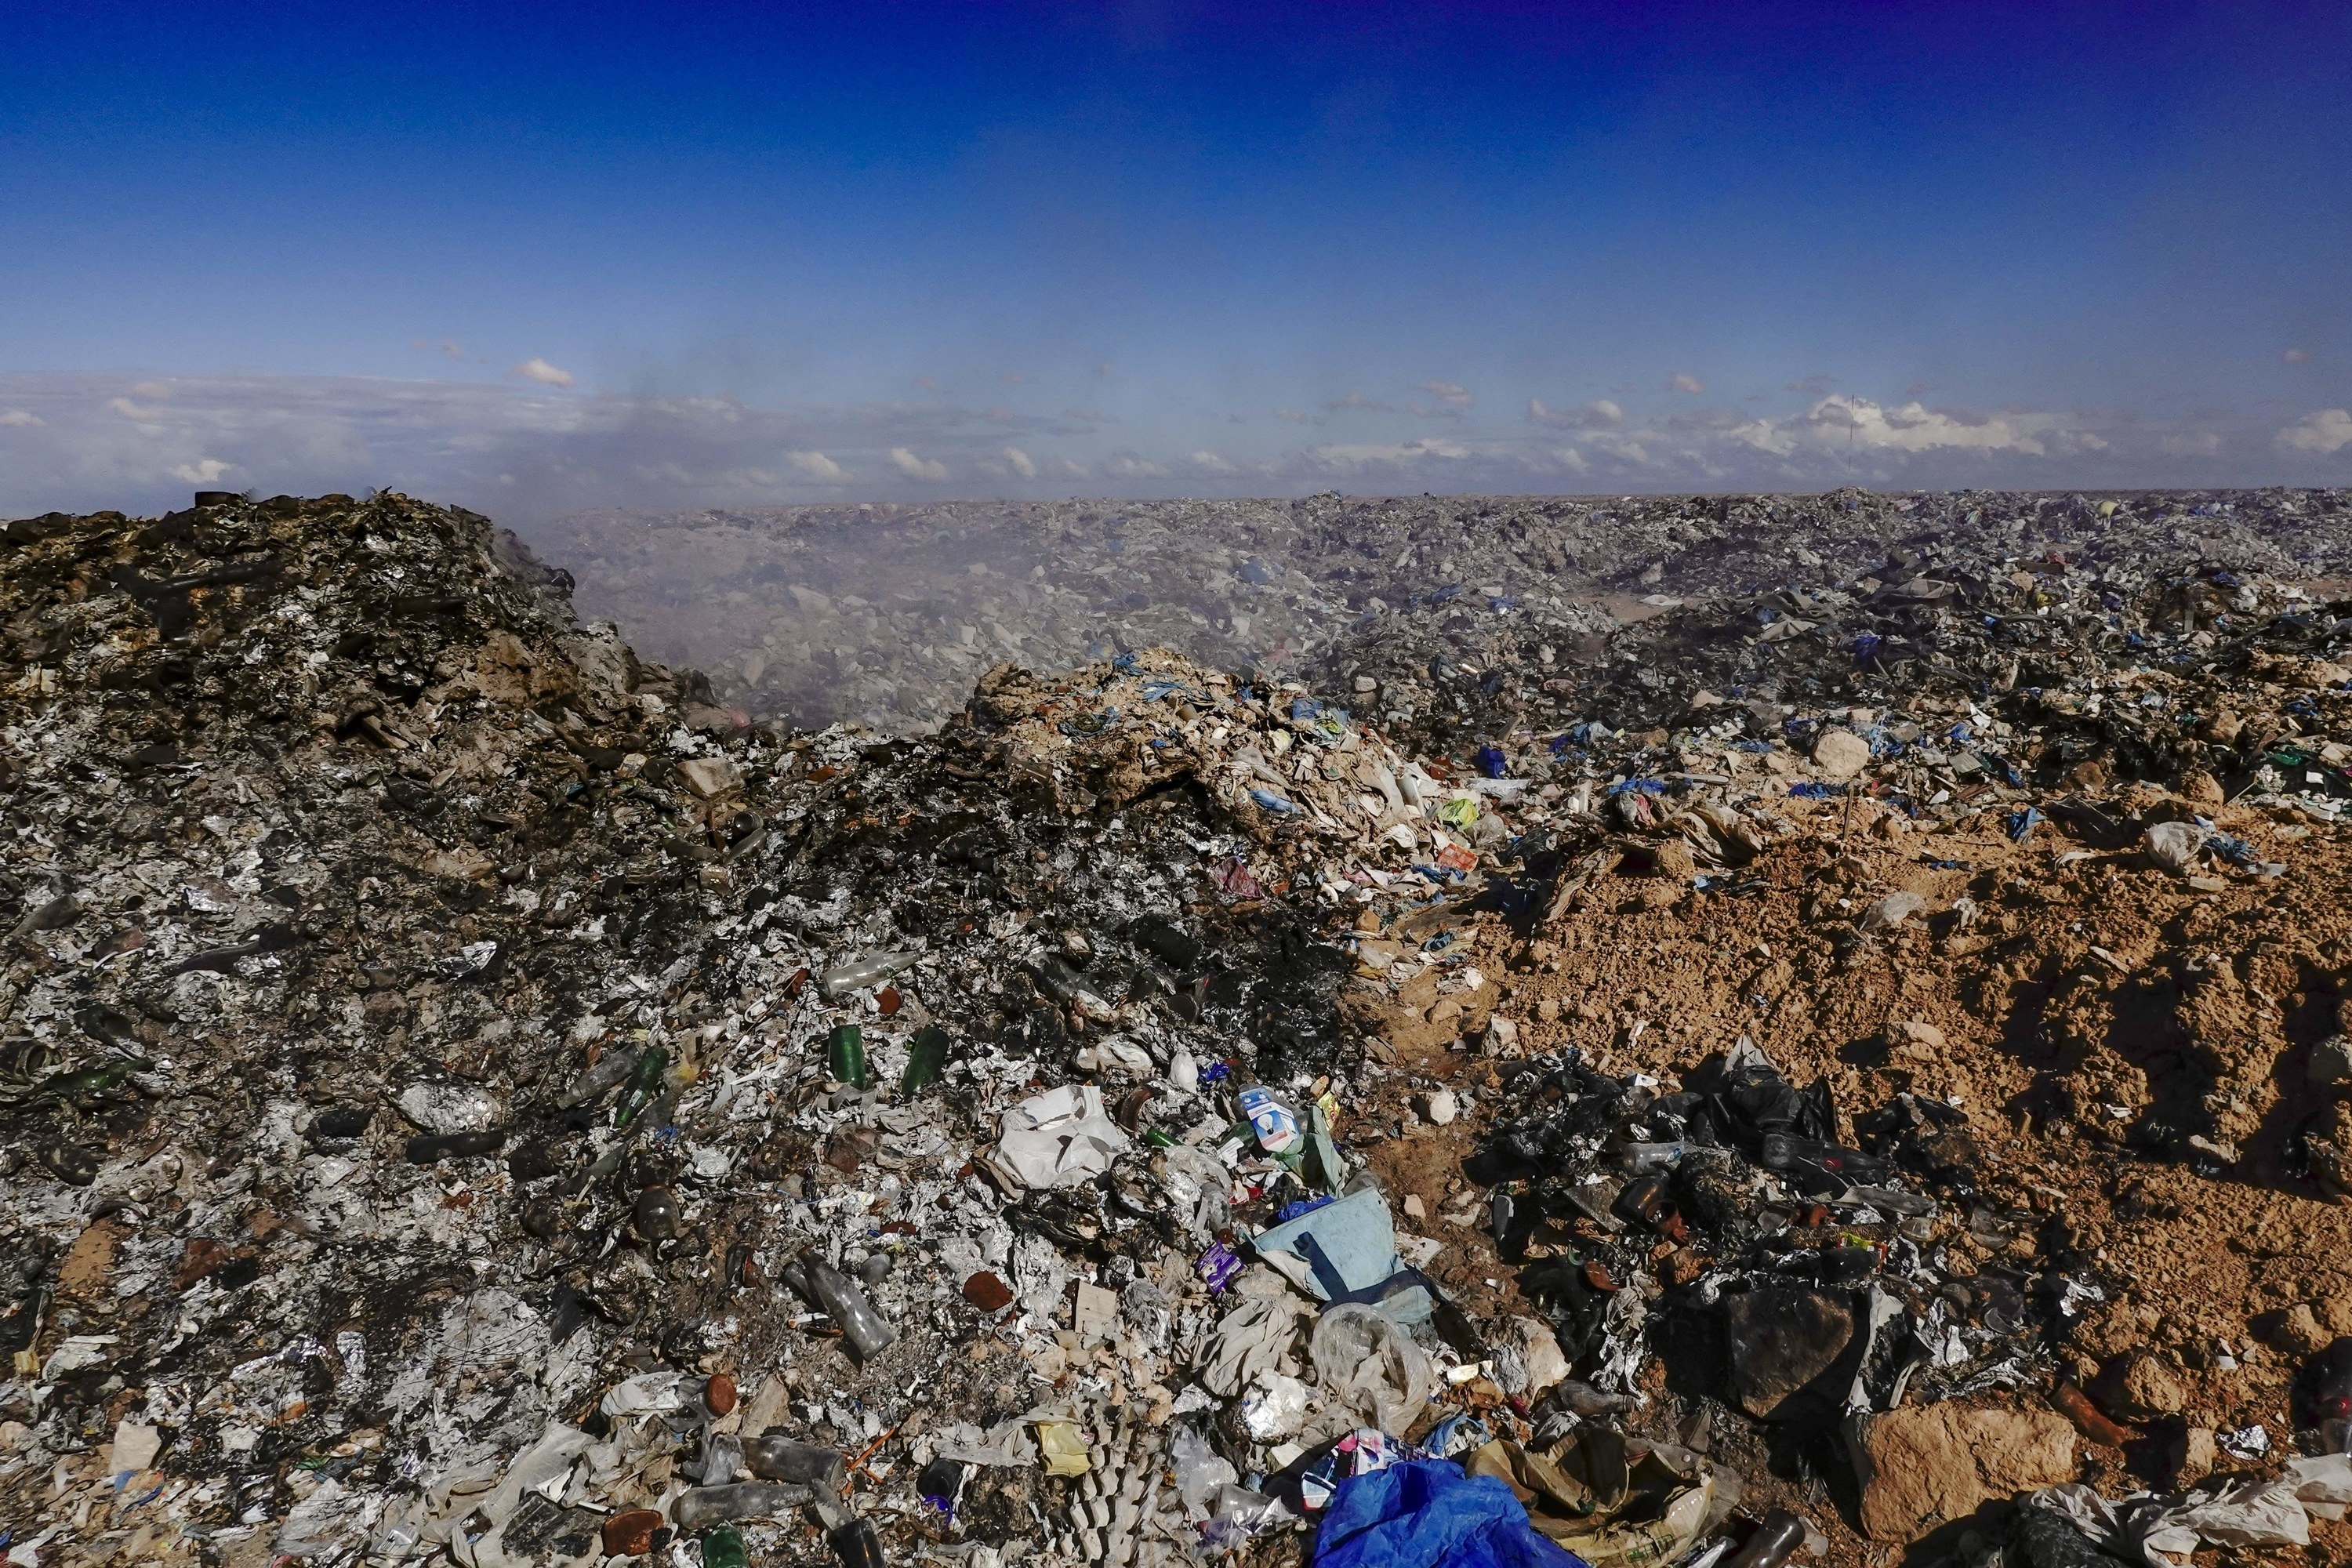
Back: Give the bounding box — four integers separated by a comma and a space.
2, 488, 2351, 1568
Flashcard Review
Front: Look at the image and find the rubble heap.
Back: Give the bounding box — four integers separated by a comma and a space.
5, 490, 2352, 1568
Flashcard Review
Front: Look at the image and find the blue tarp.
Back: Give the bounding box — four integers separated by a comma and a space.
1314, 1461, 1591, 1568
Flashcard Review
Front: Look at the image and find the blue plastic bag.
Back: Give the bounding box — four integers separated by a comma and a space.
1314, 1460, 1590, 1568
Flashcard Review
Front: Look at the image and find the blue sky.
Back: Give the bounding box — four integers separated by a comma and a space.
4, 1, 2350, 517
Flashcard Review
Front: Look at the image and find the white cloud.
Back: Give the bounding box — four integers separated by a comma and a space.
1727, 396, 2089, 457
0, 409, 44, 427
1104, 451, 1167, 478
2281, 348, 2310, 364
0, 372, 1018, 517
1000, 445, 1037, 478
1667, 373, 1705, 394
1424, 379, 1473, 408
888, 447, 949, 481
442, 339, 465, 361
129, 381, 172, 400
510, 358, 576, 388
2278, 408, 2352, 455
1527, 397, 1622, 430
1308, 439, 1468, 469
2, 368, 2332, 522
786, 450, 845, 481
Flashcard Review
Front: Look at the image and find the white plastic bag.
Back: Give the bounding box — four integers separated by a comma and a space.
2145, 821, 2205, 877
1308, 1304, 1433, 1436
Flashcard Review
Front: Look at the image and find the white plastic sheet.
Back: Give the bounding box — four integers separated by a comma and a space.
982, 1084, 1132, 1191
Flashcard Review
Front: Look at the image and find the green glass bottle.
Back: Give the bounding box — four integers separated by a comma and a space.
826, 1024, 866, 1089
900, 1025, 949, 1094
612, 1045, 668, 1127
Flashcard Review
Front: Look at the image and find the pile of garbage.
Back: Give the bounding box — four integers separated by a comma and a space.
5, 488, 2352, 1568
528, 489, 2352, 759
529, 499, 1377, 736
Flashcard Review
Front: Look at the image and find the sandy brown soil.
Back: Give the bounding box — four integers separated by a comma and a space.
1337, 790, 2350, 1566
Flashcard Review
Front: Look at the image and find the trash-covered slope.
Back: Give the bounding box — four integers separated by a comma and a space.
524, 488, 2352, 749
5, 490, 2352, 1568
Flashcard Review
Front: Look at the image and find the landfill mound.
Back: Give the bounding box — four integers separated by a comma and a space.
526, 488, 2352, 752
4, 490, 2352, 1568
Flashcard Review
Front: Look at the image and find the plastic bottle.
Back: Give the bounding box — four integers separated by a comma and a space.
690, 1431, 745, 1484
826, 1025, 866, 1090
556, 1046, 639, 1109
743, 1436, 848, 1490
365, 1507, 422, 1564
1758, 1133, 1892, 1187
1236, 1082, 1302, 1156
798, 1256, 896, 1362
818, 952, 918, 1000
667, 1482, 811, 1531
1606, 1138, 1688, 1174
1722, 1509, 1806, 1568
916, 1456, 967, 1515
2307, 1337, 2352, 1453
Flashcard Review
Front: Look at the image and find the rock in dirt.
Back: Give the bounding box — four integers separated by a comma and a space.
2171, 1424, 2220, 1486
1722, 1286, 1853, 1419
1646, 839, 1697, 880
1849, 1403, 2077, 1542
2096, 1350, 2188, 1418
2270, 1303, 2335, 1359
1886, 1018, 1946, 1055
1813, 727, 1872, 780
2313, 1033, 2352, 1087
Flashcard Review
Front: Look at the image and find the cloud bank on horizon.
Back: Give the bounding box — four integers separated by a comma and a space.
6, 372, 2348, 521
2, 2, 2349, 518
